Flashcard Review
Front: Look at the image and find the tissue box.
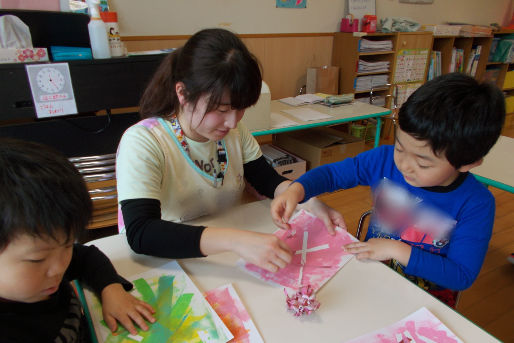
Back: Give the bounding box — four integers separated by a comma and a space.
0, 48, 49, 64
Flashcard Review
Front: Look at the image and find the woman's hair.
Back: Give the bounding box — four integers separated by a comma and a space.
139, 28, 262, 118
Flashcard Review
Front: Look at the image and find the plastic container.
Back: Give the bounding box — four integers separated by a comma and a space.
100, 11, 125, 57
87, 0, 111, 59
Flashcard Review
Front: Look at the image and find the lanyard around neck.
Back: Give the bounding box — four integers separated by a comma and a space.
168, 115, 227, 187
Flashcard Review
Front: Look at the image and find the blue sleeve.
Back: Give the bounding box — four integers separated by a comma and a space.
404, 192, 495, 290
296, 145, 392, 201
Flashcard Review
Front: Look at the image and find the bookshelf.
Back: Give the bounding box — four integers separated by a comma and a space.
332, 32, 432, 141
332, 32, 432, 108
332, 32, 397, 108
429, 35, 493, 81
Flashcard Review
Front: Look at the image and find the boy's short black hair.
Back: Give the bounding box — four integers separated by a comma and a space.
0, 138, 92, 250
398, 73, 505, 169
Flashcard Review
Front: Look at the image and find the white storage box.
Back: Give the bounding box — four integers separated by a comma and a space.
241, 81, 271, 131
261, 144, 306, 180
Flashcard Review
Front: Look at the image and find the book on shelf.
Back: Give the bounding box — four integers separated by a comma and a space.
427, 51, 442, 81
357, 59, 390, 73
465, 45, 482, 77
354, 74, 389, 91
449, 48, 464, 73
358, 38, 393, 52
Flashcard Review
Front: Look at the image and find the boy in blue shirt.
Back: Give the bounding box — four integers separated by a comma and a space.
271, 73, 505, 307
0, 138, 156, 342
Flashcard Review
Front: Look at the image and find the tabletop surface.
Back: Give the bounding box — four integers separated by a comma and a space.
472, 135, 514, 191
86, 200, 500, 343
250, 100, 391, 136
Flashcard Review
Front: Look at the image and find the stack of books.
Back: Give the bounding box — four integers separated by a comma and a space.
354, 74, 389, 91
358, 39, 393, 52
357, 59, 390, 73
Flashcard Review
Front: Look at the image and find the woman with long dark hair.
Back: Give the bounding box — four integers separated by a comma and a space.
116, 28, 344, 272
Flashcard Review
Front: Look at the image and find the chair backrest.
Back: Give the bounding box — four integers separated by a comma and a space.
356, 209, 373, 240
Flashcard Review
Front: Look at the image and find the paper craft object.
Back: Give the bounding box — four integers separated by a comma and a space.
241, 210, 357, 291
205, 284, 264, 343
83, 260, 233, 343
344, 307, 463, 343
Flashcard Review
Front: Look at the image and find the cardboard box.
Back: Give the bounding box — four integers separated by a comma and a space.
273, 127, 365, 169
261, 144, 306, 180
0, 48, 49, 64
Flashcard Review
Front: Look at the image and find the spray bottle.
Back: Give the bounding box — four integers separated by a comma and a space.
87, 0, 111, 59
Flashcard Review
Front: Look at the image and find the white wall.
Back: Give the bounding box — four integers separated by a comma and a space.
109, 0, 512, 36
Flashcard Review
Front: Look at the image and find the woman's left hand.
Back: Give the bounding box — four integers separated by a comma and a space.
299, 198, 346, 235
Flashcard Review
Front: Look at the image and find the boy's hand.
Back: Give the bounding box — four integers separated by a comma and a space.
344, 238, 411, 266
271, 182, 305, 230
101, 283, 156, 335
234, 231, 292, 272
299, 198, 347, 235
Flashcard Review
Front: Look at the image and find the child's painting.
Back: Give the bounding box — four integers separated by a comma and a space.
205, 284, 264, 343
84, 261, 233, 343
344, 307, 463, 343
241, 210, 357, 291
276, 0, 306, 8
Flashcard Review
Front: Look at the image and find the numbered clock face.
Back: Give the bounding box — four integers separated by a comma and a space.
36, 67, 66, 93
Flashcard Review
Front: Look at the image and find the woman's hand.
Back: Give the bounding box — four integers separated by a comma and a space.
298, 198, 346, 235
232, 231, 292, 272
200, 227, 292, 272
100, 283, 156, 335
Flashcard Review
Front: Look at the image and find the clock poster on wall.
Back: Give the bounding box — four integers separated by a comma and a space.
25, 63, 78, 119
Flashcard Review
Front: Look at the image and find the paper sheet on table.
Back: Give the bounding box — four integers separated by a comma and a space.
281, 108, 333, 122
240, 210, 357, 292
205, 284, 264, 343
344, 307, 463, 343
271, 112, 298, 128
84, 260, 233, 343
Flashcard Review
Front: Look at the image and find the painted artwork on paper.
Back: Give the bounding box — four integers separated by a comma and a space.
241, 210, 357, 291
276, 0, 306, 9
344, 307, 463, 343
205, 284, 264, 343
85, 261, 233, 343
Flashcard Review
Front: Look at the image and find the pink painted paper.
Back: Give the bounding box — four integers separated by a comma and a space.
242, 210, 357, 291
344, 307, 463, 343
205, 284, 264, 343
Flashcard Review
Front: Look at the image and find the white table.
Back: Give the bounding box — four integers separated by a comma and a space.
251, 100, 391, 148
82, 200, 501, 343
472, 135, 514, 193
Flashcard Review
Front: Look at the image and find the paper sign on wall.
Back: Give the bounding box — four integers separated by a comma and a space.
25, 63, 78, 118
